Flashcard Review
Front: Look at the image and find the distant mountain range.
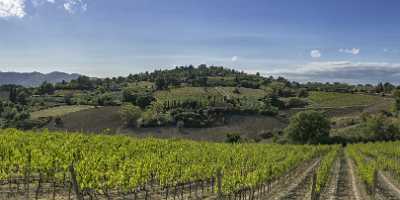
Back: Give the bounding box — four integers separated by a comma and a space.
0, 71, 81, 87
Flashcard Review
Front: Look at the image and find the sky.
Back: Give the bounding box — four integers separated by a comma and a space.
1, 0, 400, 83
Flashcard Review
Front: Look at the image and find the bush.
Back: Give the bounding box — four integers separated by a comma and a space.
259, 105, 279, 116
54, 117, 64, 128
122, 87, 154, 109
284, 110, 331, 144
174, 111, 208, 128
225, 133, 241, 143
285, 97, 308, 108
297, 88, 309, 98
262, 94, 285, 109
139, 110, 173, 127
119, 104, 142, 127
233, 87, 240, 94
361, 114, 400, 141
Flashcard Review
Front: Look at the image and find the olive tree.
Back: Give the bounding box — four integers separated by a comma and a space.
119, 104, 142, 127
284, 110, 331, 144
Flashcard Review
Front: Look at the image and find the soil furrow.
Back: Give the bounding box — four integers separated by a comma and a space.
375, 171, 400, 200
266, 159, 320, 200
334, 154, 362, 200
320, 157, 341, 200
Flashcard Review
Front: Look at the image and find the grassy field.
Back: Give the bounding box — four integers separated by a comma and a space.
46, 106, 122, 133
127, 81, 155, 90
154, 86, 267, 103
154, 87, 221, 103
43, 104, 286, 142
217, 86, 267, 99
308, 91, 385, 107
31, 105, 94, 119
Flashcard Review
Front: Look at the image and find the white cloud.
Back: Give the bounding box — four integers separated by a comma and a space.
383, 48, 398, 53
269, 61, 400, 84
64, 0, 87, 14
0, 0, 26, 18
231, 56, 238, 62
0, 0, 87, 18
310, 50, 321, 58
31, 0, 55, 7
291, 61, 400, 74
339, 48, 360, 55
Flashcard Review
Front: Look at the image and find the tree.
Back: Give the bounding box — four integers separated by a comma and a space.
9, 86, 17, 103
37, 81, 55, 95
284, 110, 331, 144
297, 88, 309, 98
393, 89, 400, 116
122, 87, 154, 109
225, 133, 241, 143
135, 93, 155, 108
54, 117, 64, 128
155, 77, 168, 90
376, 82, 384, 93
285, 97, 308, 108
262, 94, 285, 109
361, 114, 400, 141
119, 104, 142, 127
70, 76, 94, 90
384, 82, 395, 93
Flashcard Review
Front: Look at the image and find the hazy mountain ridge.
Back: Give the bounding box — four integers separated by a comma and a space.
0, 71, 81, 87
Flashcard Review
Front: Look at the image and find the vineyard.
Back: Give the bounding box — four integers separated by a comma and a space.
2, 129, 400, 200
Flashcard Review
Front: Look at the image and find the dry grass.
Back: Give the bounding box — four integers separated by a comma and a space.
31, 105, 94, 119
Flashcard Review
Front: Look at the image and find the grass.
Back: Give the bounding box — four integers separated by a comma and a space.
308, 92, 384, 108
154, 86, 267, 103
127, 81, 155, 90
154, 87, 221, 103
218, 87, 267, 99
31, 105, 94, 119
46, 106, 122, 133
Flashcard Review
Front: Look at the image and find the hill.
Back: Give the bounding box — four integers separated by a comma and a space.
0, 65, 397, 144
0, 71, 81, 86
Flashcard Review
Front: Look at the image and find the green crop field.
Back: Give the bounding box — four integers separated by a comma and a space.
0, 129, 334, 199
30, 105, 94, 119
308, 91, 385, 107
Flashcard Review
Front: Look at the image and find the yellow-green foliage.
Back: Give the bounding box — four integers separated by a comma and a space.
349, 141, 400, 188
316, 146, 340, 193
346, 144, 377, 188
309, 92, 383, 107
0, 129, 330, 194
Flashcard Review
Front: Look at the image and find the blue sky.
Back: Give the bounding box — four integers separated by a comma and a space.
1, 0, 400, 83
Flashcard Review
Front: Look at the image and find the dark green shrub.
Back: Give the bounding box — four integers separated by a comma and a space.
284, 110, 331, 144
119, 104, 142, 127
225, 133, 241, 143
285, 97, 308, 108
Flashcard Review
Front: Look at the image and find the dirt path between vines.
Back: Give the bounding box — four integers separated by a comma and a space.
330, 151, 368, 200
320, 157, 341, 200
266, 159, 320, 200
345, 155, 363, 200
375, 171, 400, 200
